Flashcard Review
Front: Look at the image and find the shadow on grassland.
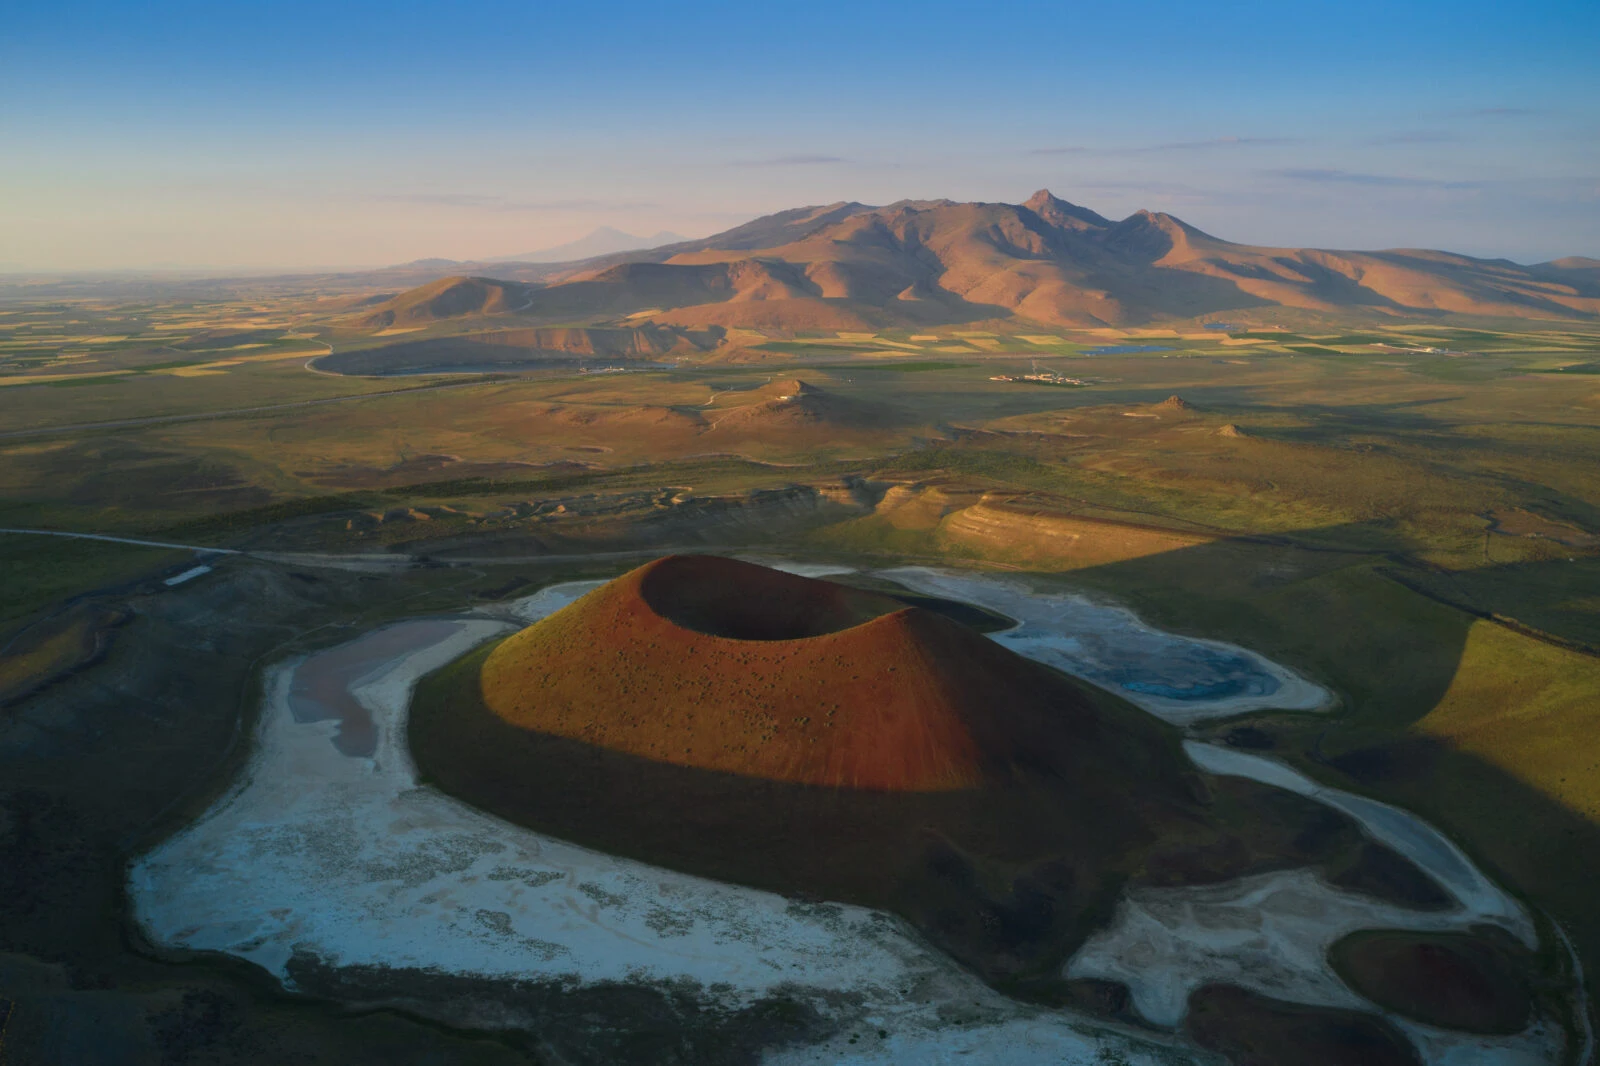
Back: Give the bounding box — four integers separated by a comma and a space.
1034, 522, 1600, 1025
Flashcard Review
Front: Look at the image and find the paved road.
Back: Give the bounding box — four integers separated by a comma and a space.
0, 528, 241, 554
0, 529, 435, 573
0, 378, 500, 441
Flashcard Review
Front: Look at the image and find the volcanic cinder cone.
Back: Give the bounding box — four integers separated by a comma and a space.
482, 555, 1131, 791
414, 555, 1442, 987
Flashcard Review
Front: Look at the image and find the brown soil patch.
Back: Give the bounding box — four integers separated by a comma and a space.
1329, 930, 1533, 1034
1184, 984, 1421, 1066
1487, 508, 1594, 546
1325, 842, 1454, 909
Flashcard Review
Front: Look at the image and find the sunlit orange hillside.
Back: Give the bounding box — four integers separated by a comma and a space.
480, 555, 1107, 790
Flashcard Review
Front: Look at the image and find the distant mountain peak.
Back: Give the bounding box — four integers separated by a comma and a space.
1023, 189, 1111, 230
1022, 188, 1064, 212
1124, 209, 1181, 229
493, 227, 690, 264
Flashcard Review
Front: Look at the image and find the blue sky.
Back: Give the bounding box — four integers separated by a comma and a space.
2, 0, 1596, 270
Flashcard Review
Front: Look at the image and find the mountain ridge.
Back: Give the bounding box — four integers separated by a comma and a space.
360, 191, 1600, 329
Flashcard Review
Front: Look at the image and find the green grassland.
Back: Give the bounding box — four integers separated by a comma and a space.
0, 537, 181, 635
6, 307, 1600, 578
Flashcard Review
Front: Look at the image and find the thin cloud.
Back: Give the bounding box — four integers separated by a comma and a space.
1069, 182, 1259, 208
1031, 137, 1296, 156
726, 154, 847, 167
374, 193, 658, 211
1453, 107, 1543, 118
379, 192, 501, 208
1072, 179, 1212, 195
1367, 130, 1458, 145
1273, 168, 1479, 190
1137, 136, 1298, 152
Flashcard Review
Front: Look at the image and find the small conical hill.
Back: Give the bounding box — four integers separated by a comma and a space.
359, 275, 532, 328
416, 555, 1451, 988
706, 378, 889, 432
480, 555, 1116, 790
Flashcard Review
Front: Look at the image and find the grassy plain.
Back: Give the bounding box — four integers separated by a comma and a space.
0, 536, 181, 635
0, 603, 122, 705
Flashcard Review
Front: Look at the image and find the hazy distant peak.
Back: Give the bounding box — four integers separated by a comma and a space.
494, 227, 691, 264
577, 225, 647, 246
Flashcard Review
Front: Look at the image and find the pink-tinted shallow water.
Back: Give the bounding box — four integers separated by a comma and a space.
287, 620, 464, 756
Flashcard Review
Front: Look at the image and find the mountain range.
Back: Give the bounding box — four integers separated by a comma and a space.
359, 191, 1600, 330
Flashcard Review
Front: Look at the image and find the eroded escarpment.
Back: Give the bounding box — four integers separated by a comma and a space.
415, 556, 1448, 992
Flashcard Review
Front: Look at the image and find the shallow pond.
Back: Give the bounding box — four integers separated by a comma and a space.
879, 567, 1332, 723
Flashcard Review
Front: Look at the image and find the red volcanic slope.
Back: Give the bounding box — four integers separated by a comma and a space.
480, 555, 1103, 792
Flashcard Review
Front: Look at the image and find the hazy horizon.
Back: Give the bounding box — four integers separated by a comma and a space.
4, 0, 1596, 272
